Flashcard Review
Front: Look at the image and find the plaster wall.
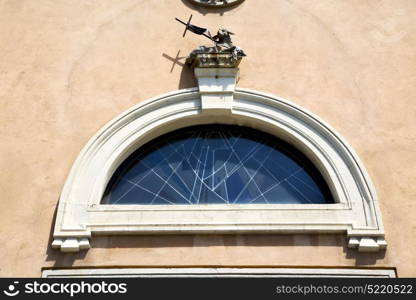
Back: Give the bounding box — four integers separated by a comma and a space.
0, 0, 415, 276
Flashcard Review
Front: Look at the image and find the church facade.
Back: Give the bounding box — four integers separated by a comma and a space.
1, 0, 415, 277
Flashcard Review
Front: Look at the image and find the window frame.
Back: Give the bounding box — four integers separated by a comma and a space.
101, 124, 334, 206
52, 87, 386, 252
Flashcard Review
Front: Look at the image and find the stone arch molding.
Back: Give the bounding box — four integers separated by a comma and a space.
52, 81, 386, 252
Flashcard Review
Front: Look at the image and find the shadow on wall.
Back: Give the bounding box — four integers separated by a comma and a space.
44, 203, 88, 267
179, 62, 198, 89
343, 244, 387, 266
87, 235, 386, 267
161, 50, 197, 89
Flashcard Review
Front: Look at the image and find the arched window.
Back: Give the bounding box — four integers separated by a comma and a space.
102, 125, 333, 205
51, 87, 386, 253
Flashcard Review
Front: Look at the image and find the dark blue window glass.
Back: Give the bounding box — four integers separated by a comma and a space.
102, 125, 333, 205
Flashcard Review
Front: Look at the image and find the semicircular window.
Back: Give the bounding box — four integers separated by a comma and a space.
102, 125, 333, 205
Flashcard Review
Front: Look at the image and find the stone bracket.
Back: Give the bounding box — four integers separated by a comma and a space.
52, 237, 90, 253
194, 68, 239, 114
348, 236, 387, 252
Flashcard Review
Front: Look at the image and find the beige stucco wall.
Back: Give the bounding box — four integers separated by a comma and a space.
0, 0, 415, 277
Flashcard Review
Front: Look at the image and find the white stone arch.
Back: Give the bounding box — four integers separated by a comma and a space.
52, 81, 386, 252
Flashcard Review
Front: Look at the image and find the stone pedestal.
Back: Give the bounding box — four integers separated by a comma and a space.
187, 52, 243, 68
195, 67, 239, 114
190, 53, 242, 115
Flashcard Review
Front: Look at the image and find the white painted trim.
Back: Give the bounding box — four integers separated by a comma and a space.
42, 268, 396, 278
52, 80, 386, 252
